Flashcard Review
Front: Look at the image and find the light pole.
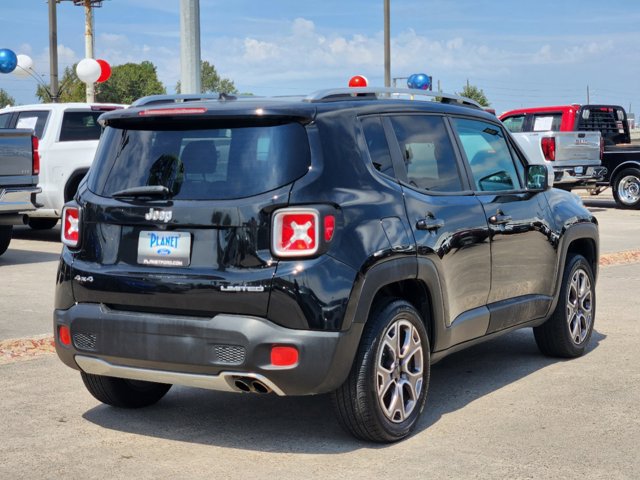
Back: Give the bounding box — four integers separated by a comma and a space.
384, 0, 390, 87
180, 0, 202, 94
48, 0, 59, 101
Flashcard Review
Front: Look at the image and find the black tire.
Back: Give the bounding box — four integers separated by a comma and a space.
332, 299, 430, 443
0, 225, 12, 256
28, 217, 59, 230
534, 254, 595, 358
81, 372, 172, 408
612, 167, 640, 209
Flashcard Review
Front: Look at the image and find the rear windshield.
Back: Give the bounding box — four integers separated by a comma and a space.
88, 123, 310, 200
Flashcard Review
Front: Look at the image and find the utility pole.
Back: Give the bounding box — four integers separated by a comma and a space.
384, 0, 390, 87
587, 85, 590, 104
84, 0, 95, 102
180, 0, 202, 94
48, 0, 59, 102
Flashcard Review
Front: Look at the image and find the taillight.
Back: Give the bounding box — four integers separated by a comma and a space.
272, 208, 319, 257
31, 135, 40, 175
61, 206, 80, 247
270, 346, 299, 367
541, 137, 556, 161
58, 325, 71, 347
599, 137, 604, 160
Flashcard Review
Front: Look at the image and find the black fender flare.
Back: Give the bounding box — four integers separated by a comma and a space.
610, 160, 640, 185
546, 221, 599, 317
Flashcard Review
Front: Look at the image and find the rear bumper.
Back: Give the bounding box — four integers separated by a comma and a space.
553, 166, 607, 185
54, 303, 362, 396
0, 186, 41, 214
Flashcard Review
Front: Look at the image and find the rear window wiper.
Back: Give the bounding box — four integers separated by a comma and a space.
112, 185, 171, 199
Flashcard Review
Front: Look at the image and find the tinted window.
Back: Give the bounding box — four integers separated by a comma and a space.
89, 123, 310, 200
532, 113, 562, 132
389, 115, 462, 192
15, 111, 49, 139
59, 111, 104, 141
0, 113, 11, 128
452, 118, 521, 192
502, 115, 526, 133
360, 116, 394, 177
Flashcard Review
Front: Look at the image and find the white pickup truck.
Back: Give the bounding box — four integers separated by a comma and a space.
0, 103, 125, 229
503, 122, 604, 190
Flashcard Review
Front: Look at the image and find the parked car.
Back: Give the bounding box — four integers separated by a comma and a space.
500, 104, 640, 208
0, 102, 125, 229
54, 88, 598, 442
0, 128, 40, 255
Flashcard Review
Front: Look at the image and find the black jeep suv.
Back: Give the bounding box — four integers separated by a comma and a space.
54, 88, 598, 442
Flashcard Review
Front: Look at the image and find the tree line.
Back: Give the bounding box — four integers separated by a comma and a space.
0, 60, 236, 106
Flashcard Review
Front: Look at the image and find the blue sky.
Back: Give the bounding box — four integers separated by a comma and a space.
0, 0, 639, 115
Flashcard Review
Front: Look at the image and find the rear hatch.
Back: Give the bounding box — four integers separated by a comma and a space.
0, 129, 35, 181
70, 107, 312, 318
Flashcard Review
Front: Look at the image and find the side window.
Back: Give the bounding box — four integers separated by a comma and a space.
389, 115, 462, 192
360, 116, 395, 177
452, 118, 521, 192
15, 111, 49, 139
59, 111, 103, 142
501, 115, 526, 133
532, 113, 561, 131
0, 113, 11, 128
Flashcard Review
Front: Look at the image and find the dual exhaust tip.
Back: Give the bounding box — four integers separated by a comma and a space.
232, 376, 272, 394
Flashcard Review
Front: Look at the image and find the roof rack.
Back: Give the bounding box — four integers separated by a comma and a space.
305, 87, 482, 109
131, 93, 237, 108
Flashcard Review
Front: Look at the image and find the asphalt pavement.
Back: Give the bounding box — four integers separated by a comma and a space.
0, 197, 638, 479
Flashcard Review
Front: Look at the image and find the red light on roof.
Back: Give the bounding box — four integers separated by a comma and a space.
139, 107, 207, 116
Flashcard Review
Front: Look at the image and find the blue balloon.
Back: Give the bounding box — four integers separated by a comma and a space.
0, 48, 17, 74
407, 72, 431, 90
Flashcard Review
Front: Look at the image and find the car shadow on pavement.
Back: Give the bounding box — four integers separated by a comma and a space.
0, 248, 61, 265
11, 225, 61, 243
82, 328, 605, 453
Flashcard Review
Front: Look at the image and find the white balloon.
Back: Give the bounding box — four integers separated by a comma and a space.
14, 54, 34, 78
76, 58, 101, 84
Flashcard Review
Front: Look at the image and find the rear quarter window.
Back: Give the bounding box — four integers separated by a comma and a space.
88, 122, 311, 200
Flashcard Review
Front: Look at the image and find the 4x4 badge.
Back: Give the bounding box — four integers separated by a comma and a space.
145, 208, 173, 223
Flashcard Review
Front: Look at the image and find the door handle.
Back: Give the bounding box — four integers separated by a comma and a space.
489, 211, 512, 225
416, 216, 445, 231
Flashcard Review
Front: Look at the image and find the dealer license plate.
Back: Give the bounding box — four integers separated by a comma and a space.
137, 231, 191, 267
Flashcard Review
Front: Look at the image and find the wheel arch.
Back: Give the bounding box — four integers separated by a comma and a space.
64, 168, 89, 203
610, 160, 640, 184
344, 257, 445, 353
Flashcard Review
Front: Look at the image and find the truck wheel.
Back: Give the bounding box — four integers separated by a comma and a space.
0, 225, 12, 256
28, 218, 59, 230
612, 168, 640, 209
80, 372, 172, 408
534, 254, 595, 358
332, 300, 430, 442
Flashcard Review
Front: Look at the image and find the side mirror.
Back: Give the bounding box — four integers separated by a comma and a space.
525, 164, 549, 192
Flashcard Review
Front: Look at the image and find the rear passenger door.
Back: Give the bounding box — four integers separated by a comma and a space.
381, 114, 492, 342
450, 117, 557, 333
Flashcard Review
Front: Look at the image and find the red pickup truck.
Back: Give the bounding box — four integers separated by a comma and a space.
500, 104, 640, 209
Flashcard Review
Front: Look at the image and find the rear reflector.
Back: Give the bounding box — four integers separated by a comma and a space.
271, 346, 299, 367
272, 208, 319, 257
58, 325, 71, 347
324, 215, 336, 242
541, 137, 556, 161
139, 107, 207, 116
61, 206, 80, 247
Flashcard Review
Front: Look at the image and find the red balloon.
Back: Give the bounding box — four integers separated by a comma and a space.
96, 59, 111, 83
348, 75, 368, 88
